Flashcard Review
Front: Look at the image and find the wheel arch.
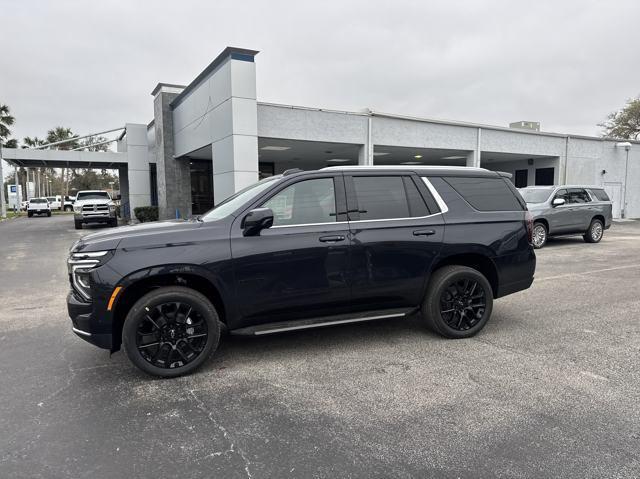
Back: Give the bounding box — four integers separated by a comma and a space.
534, 217, 549, 232
591, 214, 605, 227
110, 266, 229, 352
429, 253, 499, 298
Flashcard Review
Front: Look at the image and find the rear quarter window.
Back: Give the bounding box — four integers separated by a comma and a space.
444, 176, 524, 211
590, 189, 610, 201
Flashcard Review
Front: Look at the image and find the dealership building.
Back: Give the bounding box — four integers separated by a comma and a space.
5, 46, 639, 219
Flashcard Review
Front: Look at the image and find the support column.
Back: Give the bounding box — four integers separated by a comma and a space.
210, 50, 259, 205
124, 123, 151, 215
118, 166, 130, 220
358, 116, 374, 165
152, 84, 192, 219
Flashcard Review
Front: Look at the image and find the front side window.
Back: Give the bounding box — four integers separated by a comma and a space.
262, 178, 336, 226
554, 189, 569, 202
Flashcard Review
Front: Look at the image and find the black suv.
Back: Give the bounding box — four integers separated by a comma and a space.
68, 166, 535, 377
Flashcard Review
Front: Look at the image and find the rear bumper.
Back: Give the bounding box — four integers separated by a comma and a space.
496, 276, 534, 298
67, 291, 112, 349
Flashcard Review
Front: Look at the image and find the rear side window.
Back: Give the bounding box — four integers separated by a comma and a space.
590, 189, 610, 201
352, 176, 431, 220
444, 176, 524, 211
567, 188, 591, 204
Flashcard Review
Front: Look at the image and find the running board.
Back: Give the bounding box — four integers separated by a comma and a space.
231, 308, 415, 336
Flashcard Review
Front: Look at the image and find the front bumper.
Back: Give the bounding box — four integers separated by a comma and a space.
67, 291, 112, 349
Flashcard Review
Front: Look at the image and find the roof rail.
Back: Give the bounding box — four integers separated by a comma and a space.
282, 168, 304, 176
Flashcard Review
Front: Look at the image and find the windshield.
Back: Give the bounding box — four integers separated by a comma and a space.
76, 192, 110, 201
519, 187, 554, 203
201, 176, 280, 222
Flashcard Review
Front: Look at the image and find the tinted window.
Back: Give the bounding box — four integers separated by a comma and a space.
590, 189, 610, 201
444, 177, 524, 211
353, 176, 410, 220
403, 177, 431, 217
263, 178, 336, 226
567, 188, 591, 204
30, 198, 46, 204
554, 189, 569, 202
519, 187, 553, 203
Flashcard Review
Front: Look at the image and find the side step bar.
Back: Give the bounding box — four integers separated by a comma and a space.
231, 308, 415, 336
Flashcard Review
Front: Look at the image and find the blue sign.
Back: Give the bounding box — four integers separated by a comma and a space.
10, 185, 16, 193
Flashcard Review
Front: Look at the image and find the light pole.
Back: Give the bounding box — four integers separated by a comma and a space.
616, 142, 632, 218
0, 144, 6, 218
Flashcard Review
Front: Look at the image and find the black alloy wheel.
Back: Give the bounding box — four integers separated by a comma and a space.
136, 301, 208, 369
422, 265, 494, 338
122, 286, 220, 377
439, 278, 487, 331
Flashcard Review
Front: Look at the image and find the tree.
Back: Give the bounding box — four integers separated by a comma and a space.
23, 136, 46, 148
600, 97, 640, 140
46, 126, 79, 150
79, 135, 111, 152
0, 103, 16, 147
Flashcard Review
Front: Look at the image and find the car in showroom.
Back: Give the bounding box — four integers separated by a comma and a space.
72, 190, 118, 229
67, 166, 536, 377
519, 185, 613, 249
26, 197, 51, 217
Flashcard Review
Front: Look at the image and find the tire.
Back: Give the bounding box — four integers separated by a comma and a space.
532, 222, 547, 249
27, 212, 33, 218
122, 286, 221, 378
109, 218, 118, 227
74, 220, 82, 230
584, 218, 604, 243
422, 265, 494, 339
64, 206, 73, 212
47, 211, 52, 217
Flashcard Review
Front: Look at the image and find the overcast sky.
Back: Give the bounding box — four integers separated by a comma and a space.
2, 0, 639, 146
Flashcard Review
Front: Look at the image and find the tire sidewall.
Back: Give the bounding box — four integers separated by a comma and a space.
424, 266, 494, 339
122, 287, 220, 378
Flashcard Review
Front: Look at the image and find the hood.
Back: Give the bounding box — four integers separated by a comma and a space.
74, 219, 203, 252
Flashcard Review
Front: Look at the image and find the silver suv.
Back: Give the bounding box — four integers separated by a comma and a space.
519, 185, 613, 249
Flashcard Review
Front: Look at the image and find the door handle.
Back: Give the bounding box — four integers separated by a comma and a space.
413, 229, 436, 236
319, 235, 345, 243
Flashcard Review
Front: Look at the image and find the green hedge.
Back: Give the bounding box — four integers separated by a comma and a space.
134, 206, 159, 223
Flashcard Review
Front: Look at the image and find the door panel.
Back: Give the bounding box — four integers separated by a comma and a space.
230, 175, 351, 328
346, 174, 444, 311
548, 189, 575, 233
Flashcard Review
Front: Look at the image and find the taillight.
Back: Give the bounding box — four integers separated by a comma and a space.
525, 210, 533, 245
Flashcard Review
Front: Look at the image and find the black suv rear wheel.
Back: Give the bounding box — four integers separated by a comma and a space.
122, 286, 220, 377
422, 265, 493, 338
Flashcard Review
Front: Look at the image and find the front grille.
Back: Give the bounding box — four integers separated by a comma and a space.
82, 204, 109, 212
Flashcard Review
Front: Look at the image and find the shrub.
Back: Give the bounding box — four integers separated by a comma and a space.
134, 206, 159, 223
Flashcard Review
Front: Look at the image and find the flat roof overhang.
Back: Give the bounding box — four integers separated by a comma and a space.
1, 148, 128, 169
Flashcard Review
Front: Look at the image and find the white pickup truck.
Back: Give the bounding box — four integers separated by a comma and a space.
46, 195, 75, 211
73, 190, 118, 229
27, 197, 52, 217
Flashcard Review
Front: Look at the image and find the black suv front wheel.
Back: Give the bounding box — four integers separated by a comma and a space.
122, 286, 220, 377
422, 265, 493, 338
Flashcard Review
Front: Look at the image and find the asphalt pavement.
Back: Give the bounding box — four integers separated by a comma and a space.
1, 214, 639, 478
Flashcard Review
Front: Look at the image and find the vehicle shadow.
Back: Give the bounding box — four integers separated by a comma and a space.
202, 313, 435, 371
543, 236, 586, 248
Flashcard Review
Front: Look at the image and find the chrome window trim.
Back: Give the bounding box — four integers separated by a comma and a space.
269, 177, 449, 228
421, 177, 449, 214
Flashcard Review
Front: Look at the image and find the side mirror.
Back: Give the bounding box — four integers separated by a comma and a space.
552, 198, 565, 207
242, 207, 274, 236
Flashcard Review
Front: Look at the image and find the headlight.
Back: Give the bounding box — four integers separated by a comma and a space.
74, 205, 82, 213
109, 204, 116, 212
67, 250, 112, 301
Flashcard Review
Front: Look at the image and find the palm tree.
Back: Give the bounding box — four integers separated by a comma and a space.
23, 136, 46, 148
0, 104, 16, 146
46, 126, 79, 150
